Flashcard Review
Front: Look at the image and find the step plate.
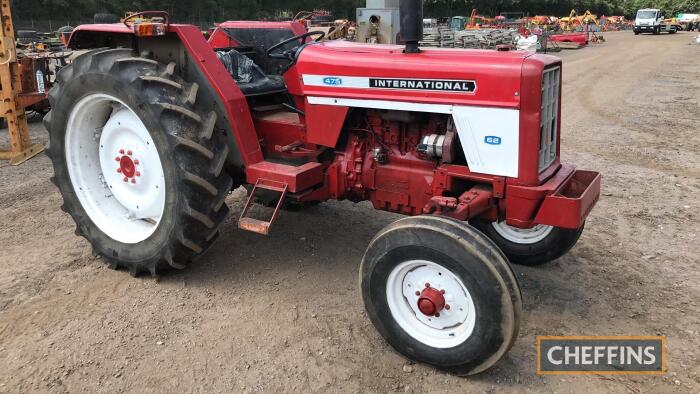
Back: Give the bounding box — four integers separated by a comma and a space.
245, 161, 323, 193
238, 179, 289, 235
238, 217, 272, 235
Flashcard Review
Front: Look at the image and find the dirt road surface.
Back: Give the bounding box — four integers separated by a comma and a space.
1, 31, 699, 393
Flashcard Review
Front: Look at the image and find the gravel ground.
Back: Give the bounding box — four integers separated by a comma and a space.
0, 31, 698, 393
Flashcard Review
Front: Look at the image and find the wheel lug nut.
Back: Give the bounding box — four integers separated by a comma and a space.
435, 313, 440, 317
115, 157, 120, 162
445, 304, 451, 310
131, 179, 136, 184
440, 289, 446, 294
119, 149, 125, 154
415, 291, 420, 296
135, 171, 141, 177
425, 283, 430, 288
117, 168, 122, 173
123, 177, 128, 182
127, 150, 133, 156
134, 159, 140, 165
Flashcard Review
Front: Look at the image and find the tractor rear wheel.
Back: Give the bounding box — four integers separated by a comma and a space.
360, 216, 521, 376
470, 220, 584, 266
44, 48, 233, 276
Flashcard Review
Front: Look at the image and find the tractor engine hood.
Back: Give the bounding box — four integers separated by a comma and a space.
293, 41, 560, 109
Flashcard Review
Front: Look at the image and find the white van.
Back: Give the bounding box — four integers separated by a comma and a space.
634, 9, 677, 35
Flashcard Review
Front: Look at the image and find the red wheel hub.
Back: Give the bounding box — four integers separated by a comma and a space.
115, 149, 141, 183
417, 286, 446, 316
120, 155, 136, 178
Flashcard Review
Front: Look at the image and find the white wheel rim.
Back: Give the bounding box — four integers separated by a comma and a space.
386, 260, 476, 349
65, 93, 166, 244
491, 221, 554, 244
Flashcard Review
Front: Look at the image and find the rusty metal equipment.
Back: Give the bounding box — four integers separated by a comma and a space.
0, 0, 45, 165
295, 11, 352, 41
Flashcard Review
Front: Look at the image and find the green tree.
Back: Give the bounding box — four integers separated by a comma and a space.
10, 0, 700, 29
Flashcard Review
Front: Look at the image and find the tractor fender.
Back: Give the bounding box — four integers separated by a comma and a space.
67, 24, 264, 172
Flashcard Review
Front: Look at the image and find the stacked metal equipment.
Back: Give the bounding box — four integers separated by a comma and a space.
454, 29, 519, 49
419, 25, 455, 48
439, 26, 455, 47
419, 27, 441, 47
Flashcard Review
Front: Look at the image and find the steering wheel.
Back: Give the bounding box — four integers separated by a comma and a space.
266, 31, 326, 61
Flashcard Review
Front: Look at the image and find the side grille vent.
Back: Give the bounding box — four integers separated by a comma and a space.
539, 66, 560, 172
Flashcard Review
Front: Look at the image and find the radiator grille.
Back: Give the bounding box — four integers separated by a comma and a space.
539, 66, 560, 172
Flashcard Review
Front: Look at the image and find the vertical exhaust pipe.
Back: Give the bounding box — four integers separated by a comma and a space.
400, 0, 423, 53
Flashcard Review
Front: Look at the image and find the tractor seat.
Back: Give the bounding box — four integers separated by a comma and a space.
216, 49, 287, 97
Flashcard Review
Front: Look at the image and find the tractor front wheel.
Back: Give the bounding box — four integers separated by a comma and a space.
360, 216, 521, 376
44, 48, 233, 276
471, 220, 584, 266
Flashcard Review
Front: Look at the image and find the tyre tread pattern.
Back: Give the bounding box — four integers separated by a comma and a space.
45, 49, 234, 276
360, 216, 522, 376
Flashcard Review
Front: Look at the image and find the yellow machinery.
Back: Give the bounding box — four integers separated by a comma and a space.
561, 10, 599, 31
0, 0, 44, 165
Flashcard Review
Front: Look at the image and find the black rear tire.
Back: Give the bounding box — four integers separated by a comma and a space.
470, 220, 584, 266
44, 48, 234, 276
360, 216, 521, 376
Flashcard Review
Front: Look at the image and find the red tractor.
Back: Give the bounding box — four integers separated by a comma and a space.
45, 1, 600, 376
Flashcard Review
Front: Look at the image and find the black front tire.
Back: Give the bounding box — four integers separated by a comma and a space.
44, 48, 234, 276
470, 220, 584, 266
360, 216, 522, 376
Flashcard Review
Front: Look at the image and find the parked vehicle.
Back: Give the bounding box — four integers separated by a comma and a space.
45, 2, 600, 376
634, 9, 677, 34
677, 13, 700, 31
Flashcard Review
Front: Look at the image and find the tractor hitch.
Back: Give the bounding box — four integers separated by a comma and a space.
423, 185, 493, 221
